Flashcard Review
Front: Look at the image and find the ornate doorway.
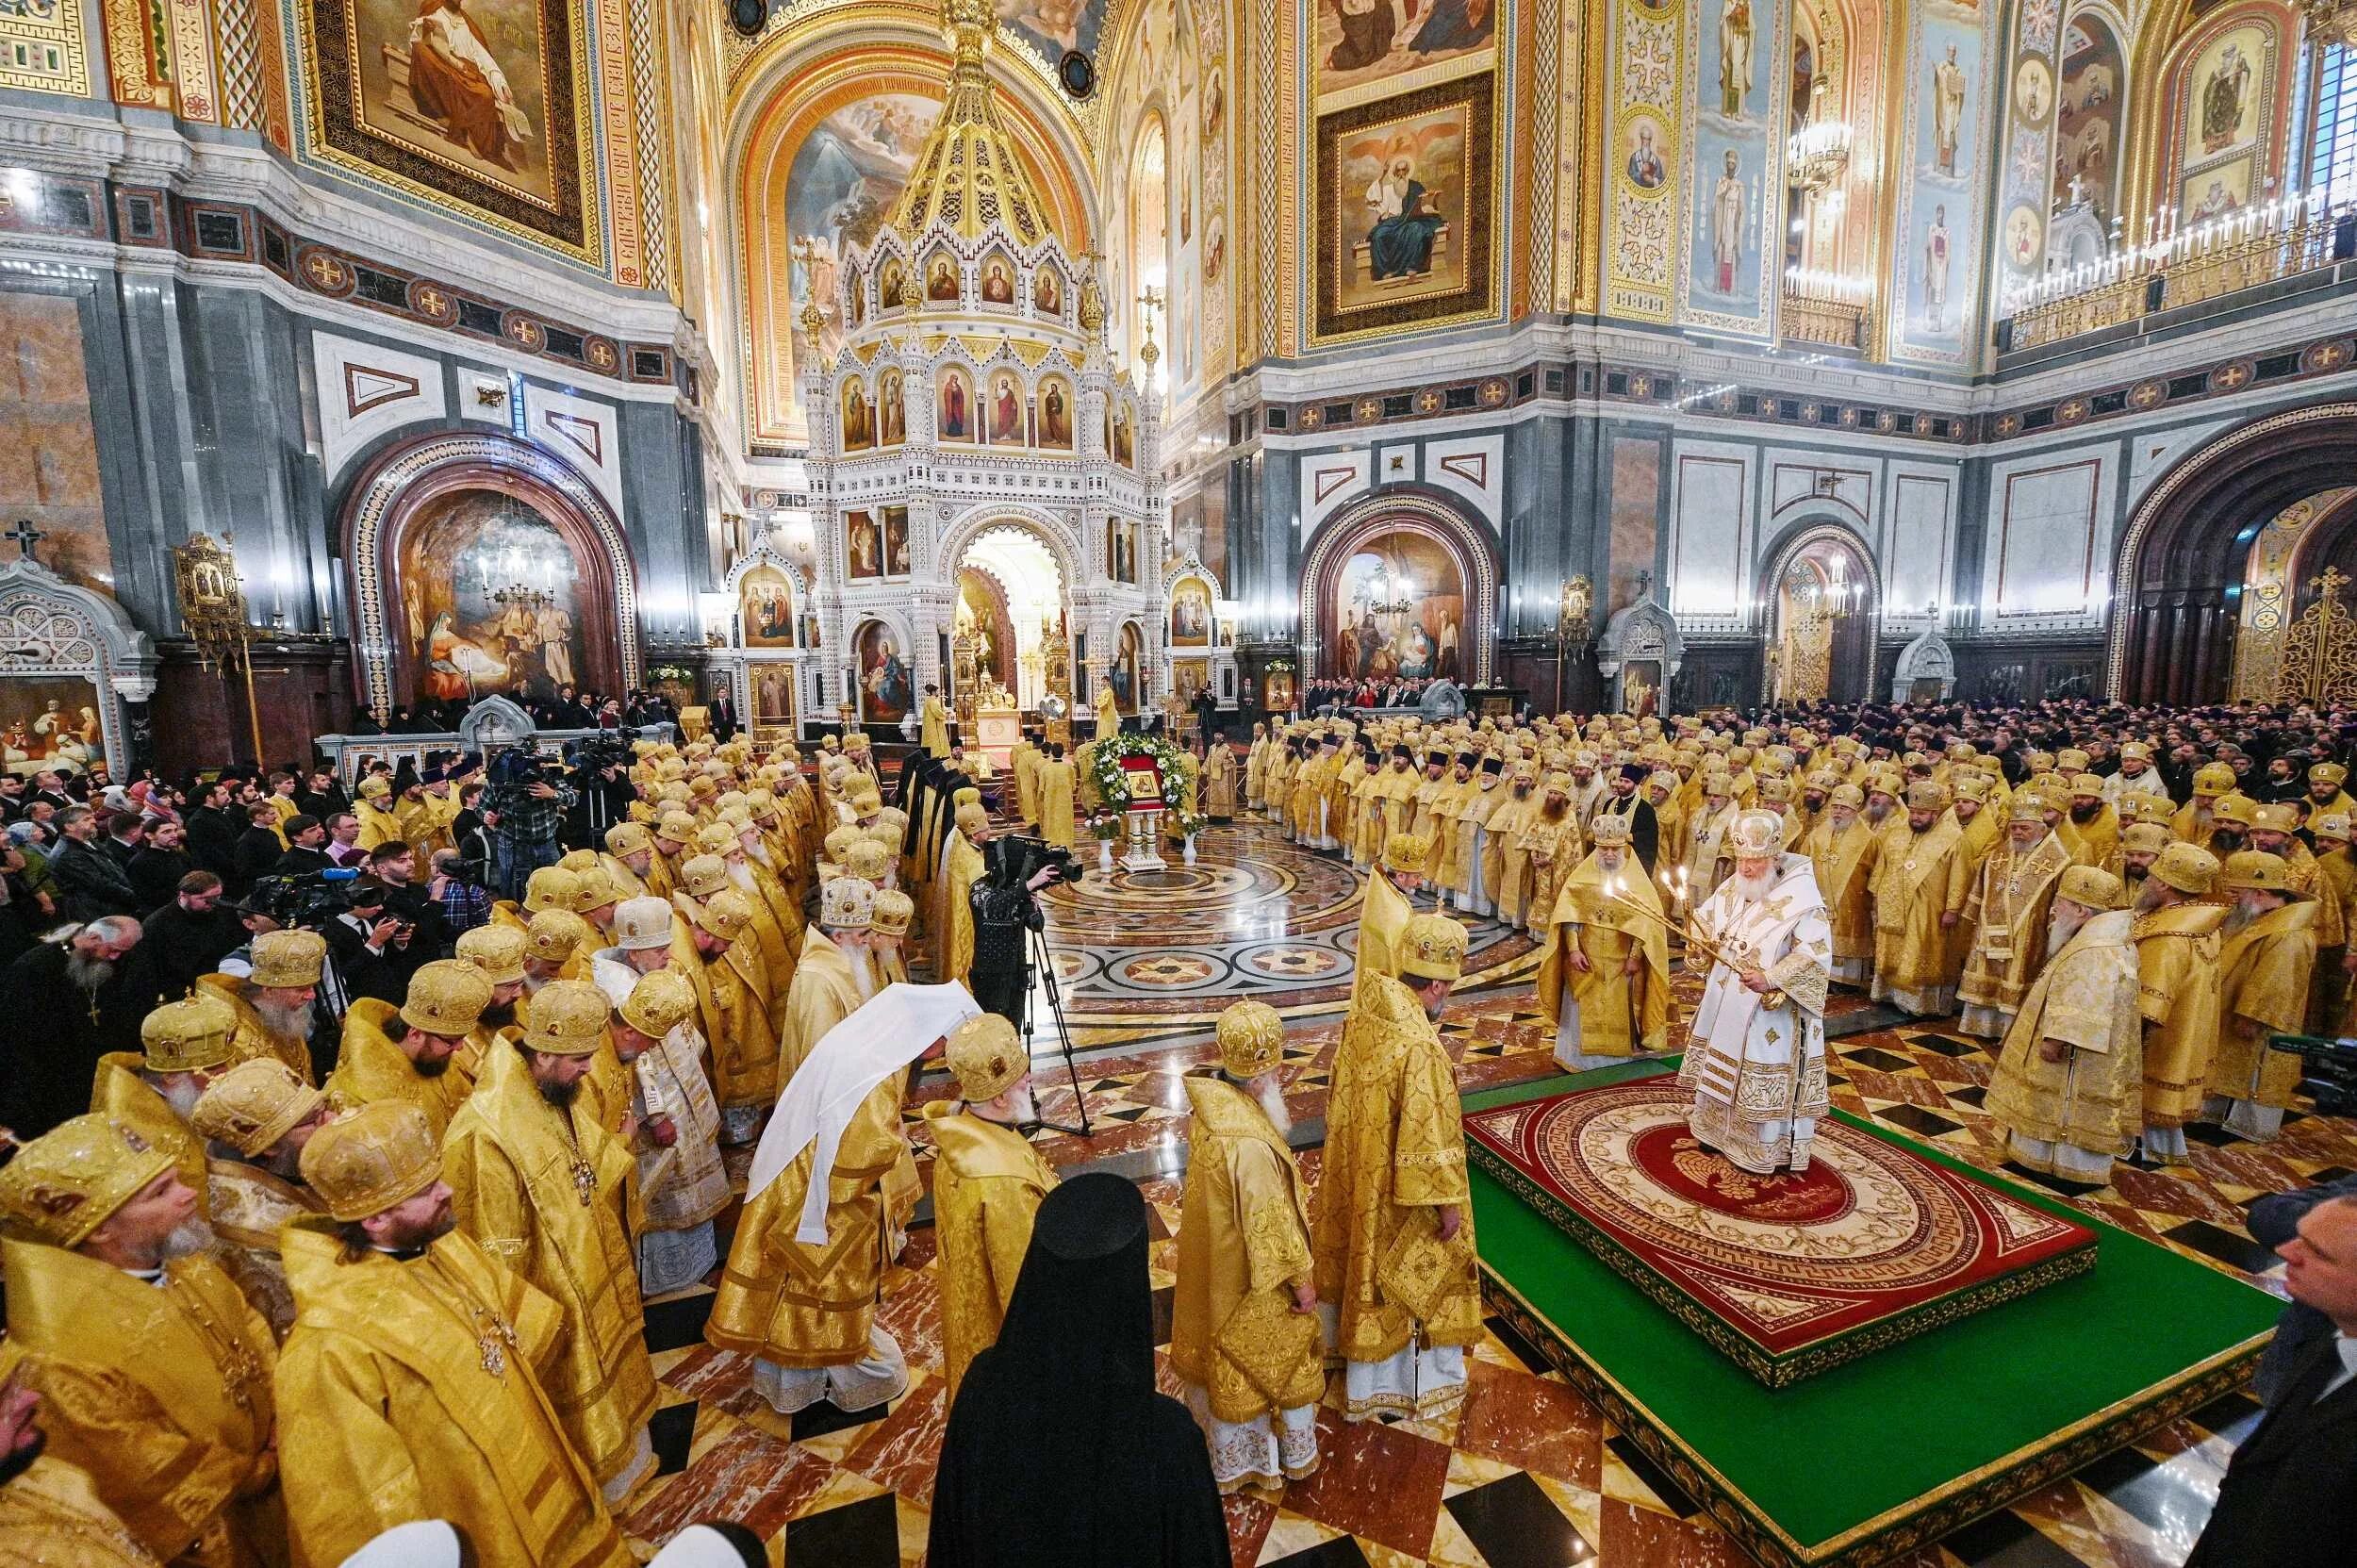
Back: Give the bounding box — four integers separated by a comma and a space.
1300, 493, 1498, 686
952, 521, 1069, 713
1765, 527, 1877, 704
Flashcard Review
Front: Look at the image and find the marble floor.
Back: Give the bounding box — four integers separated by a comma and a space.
619, 820, 2344, 1567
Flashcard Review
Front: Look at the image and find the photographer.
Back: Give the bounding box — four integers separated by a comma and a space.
569, 735, 637, 847
967, 834, 1066, 1029
479, 747, 577, 902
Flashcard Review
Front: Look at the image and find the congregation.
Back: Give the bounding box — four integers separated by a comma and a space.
0, 696, 2348, 1564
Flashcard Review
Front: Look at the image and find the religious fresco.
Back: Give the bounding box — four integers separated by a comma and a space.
1887, 0, 1996, 366
938, 366, 977, 441
0, 293, 113, 596
882, 506, 912, 577
1313, 72, 1495, 344
740, 565, 796, 648
841, 380, 874, 450
994, 0, 1112, 68
1682, 0, 1783, 334
879, 368, 907, 445
1036, 374, 1076, 449
1312, 0, 1496, 111
1606, 0, 1686, 324
750, 664, 797, 727
855, 619, 913, 722
985, 370, 1029, 444
2169, 17, 2279, 227
1330, 533, 1466, 680
1112, 620, 1146, 711
0, 678, 102, 776
1169, 574, 1213, 647
2053, 17, 2123, 223
304, 0, 597, 260
787, 93, 943, 369
395, 490, 589, 703
847, 509, 884, 580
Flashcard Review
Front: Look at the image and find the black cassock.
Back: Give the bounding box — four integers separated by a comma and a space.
927, 1174, 1228, 1568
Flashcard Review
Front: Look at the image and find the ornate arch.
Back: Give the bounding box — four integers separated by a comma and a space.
0, 554, 157, 775
846, 608, 922, 724
934, 503, 1085, 587
1299, 490, 1500, 685
1757, 519, 1884, 705
2108, 402, 2357, 701
339, 431, 641, 717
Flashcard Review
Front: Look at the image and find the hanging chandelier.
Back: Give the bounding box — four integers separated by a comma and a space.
1786, 75, 1852, 195
1367, 535, 1418, 614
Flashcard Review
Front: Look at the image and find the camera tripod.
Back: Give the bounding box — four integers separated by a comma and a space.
1018, 921, 1094, 1139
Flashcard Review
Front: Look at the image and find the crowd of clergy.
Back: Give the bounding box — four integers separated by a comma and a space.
0, 695, 2349, 1560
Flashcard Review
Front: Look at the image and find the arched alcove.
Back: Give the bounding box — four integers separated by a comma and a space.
1299, 491, 1499, 686
1760, 521, 1881, 704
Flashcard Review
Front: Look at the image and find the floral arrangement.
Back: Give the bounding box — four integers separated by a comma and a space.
1085, 732, 1191, 809
1175, 810, 1210, 838
1085, 809, 1124, 841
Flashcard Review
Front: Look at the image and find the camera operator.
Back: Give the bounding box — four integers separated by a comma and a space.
967, 834, 1065, 1030
322, 876, 416, 1007
480, 747, 577, 901
569, 735, 637, 847
428, 847, 493, 935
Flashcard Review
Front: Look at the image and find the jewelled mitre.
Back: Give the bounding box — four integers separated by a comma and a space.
948, 1014, 1027, 1103
619, 970, 697, 1039
250, 928, 326, 989
455, 923, 528, 985
140, 992, 239, 1074
1215, 999, 1284, 1079
523, 980, 610, 1058
0, 1114, 174, 1245
822, 876, 878, 932
191, 1059, 324, 1158
1398, 915, 1468, 982
1725, 811, 1784, 858
302, 1100, 441, 1223
401, 959, 493, 1038
870, 889, 915, 938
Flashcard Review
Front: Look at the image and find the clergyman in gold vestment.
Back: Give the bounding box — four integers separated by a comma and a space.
443, 982, 657, 1502
1312, 916, 1479, 1423
1954, 801, 2073, 1040
276, 1101, 630, 1568
190, 1060, 332, 1339
2132, 842, 2226, 1164
1539, 813, 1676, 1070
1171, 1000, 1326, 1494
924, 1013, 1059, 1399
1986, 867, 2145, 1184
2203, 850, 2320, 1144
0, 1115, 281, 1568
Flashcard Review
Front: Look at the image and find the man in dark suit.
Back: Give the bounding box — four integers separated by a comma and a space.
2185, 1195, 2357, 1567
709, 690, 740, 743
185, 780, 240, 876
44, 805, 139, 923
228, 801, 287, 895
126, 816, 199, 910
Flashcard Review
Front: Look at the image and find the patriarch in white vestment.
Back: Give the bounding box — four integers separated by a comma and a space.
1679, 811, 1835, 1174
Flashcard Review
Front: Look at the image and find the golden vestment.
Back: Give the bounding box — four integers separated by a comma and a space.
2134, 900, 2227, 1132
1445, 782, 1508, 896
1011, 740, 1039, 823
1678, 803, 1737, 919
1482, 789, 1539, 918
197, 976, 315, 1083
1035, 759, 1077, 850
2317, 845, 2357, 1031
1263, 751, 1294, 822
274, 1226, 629, 1568
1869, 817, 1970, 1013
1538, 851, 1675, 1055
1805, 817, 1879, 978
1986, 909, 2145, 1172
1353, 768, 1416, 867
1517, 809, 1584, 933
1955, 834, 2073, 1030
1310, 974, 1479, 1366
938, 833, 984, 988
2207, 899, 2318, 1111
326, 999, 467, 1138
206, 1158, 324, 1339
629, 1024, 733, 1234
598, 851, 651, 901
354, 801, 405, 852
1205, 745, 1241, 817
924, 1102, 1058, 1398
778, 929, 866, 1083
921, 696, 951, 757
706, 1073, 903, 1368
0, 1455, 158, 1567
1245, 736, 1272, 804
443, 1044, 655, 1487
2069, 804, 2119, 868
1354, 868, 1414, 995
1292, 751, 1337, 841
1168, 1077, 1324, 1425
0, 1237, 278, 1567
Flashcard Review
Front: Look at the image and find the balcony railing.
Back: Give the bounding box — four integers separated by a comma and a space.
2001, 198, 2357, 355
1780, 270, 1871, 351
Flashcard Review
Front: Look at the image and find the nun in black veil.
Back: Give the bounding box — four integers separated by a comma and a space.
927, 1172, 1230, 1568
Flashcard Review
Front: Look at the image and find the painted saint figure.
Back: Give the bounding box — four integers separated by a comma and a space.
1626, 124, 1666, 190
407, 0, 530, 172
1711, 150, 1745, 293
1719, 0, 1754, 116
1364, 145, 1445, 281
1933, 44, 1967, 176
1326, 0, 1395, 72
1924, 204, 1952, 331
2201, 42, 2250, 155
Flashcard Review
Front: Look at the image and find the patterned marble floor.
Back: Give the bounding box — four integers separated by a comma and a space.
619, 822, 2345, 1568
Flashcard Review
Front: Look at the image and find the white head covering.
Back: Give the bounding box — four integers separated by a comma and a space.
746, 982, 981, 1244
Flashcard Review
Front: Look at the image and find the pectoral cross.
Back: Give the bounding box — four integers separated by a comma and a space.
570, 1157, 598, 1206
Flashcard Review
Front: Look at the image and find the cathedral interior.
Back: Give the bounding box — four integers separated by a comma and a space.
3, 0, 2357, 1563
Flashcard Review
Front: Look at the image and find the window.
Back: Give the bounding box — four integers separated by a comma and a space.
2308, 43, 2357, 202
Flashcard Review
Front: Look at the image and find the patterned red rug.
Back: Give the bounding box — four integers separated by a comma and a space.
1464, 1076, 2099, 1386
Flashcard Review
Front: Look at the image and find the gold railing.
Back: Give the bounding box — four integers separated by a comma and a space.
1781, 286, 1871, 350
2004, 204, 2352, 354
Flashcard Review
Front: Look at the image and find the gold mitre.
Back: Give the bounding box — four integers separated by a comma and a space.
2220, 850, 2298, 895
2120, 822, 2173, 853
1215, 999, 1285, 1080
693, 889, 756, 941
1725, 810, 1784, 857
557, 849, 601, 875
823, 826, 863, 863
454, 924, 528, 986
2150, 842, 2220, 896
612, 897, 674, 952
569, 867, 620, 914
1588, 814, 1631, 847
2315, 812, 2353, 842
871, 889, 915, 937
821, 876, 875, 932
302, 1100, 441, 1223
251, 928, 326, 990
678, 853, 731, 900
655, 812, 700, 846
695, 822, 737, 857
2008, 796, 2048, 824
606, 822, 654, 856
844, 840, 894, 883
1398, 915, 1468, 982
191, 1059, 324, 1159
2252, 801, 2301, 834
948, 1014, 1026, 1103
619, 969, 697, 1039
400, 959, 493, 1038
140, 992, 239, 1075
521, 867, 583, 914
1383, 832, 1431, 873
0, 1114, 174, 1246
955, 801, 989, 836
2055, 866, 2124, 912
521, 979, 609, 1056
525, 907, 594, 965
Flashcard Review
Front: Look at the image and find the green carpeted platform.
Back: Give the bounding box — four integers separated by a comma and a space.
1466, 1065, 2283, 1568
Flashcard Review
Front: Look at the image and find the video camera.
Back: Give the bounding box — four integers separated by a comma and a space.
988, 833, 1084, 889
570, 733, 630, 773
239, 867, 361, 930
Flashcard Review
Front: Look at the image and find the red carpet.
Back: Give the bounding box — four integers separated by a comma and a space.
1464, 1076, 2098, 1385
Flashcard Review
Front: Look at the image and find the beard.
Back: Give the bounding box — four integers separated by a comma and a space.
413, 1054, 452, 1078
382, 1207, 457, 1254
2069, 801, 2102, 824
2212, 831, 2247, 854
1729, 866, 1774, 903
2046, 913, 2086, 958
252, 995, 312, 1043
0, 1428, 44, 1488
2222, 900, 2262, 936
64, 952, 114, 991
479, 1001, 517, 1031
2134, 881, 2169, 914
728, 863, 758, 895
159, 1217, 218, 1263
747, 838, 774, 867
999, 1083, 1039, 1125
536, 1076, 582, 1110
155, 1074, 206, 1120
1255, 1078, 1294, 1135
848, 948, 878, 1001
1864, 801, 1891, 825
